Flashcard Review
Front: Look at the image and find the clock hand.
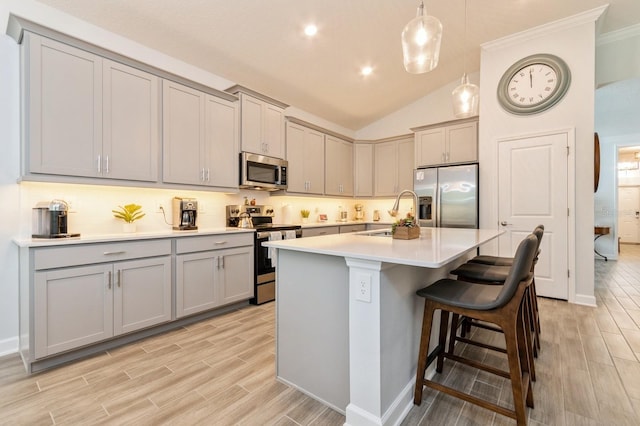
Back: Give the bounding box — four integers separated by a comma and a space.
529, 68, 533, 88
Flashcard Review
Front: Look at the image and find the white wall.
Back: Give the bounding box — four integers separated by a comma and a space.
479, 8, 605, 306
355, 72, 480, 140
596, 24, 640, 86
0, 32, 20, 356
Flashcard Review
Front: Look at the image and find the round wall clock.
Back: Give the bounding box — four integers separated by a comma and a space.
497, 53, 571, 115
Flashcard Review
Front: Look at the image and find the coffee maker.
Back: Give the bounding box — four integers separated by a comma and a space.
32, 199, 80, 238
172, 197, 198, 230
354, 204, 365, 221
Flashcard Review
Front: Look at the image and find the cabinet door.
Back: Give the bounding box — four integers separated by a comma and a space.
113, 257, 171, 335
415, 128, 445, 167
175, 251, 219, 318
285, 122, 307, 193
447, 121, 478, 164
219, 246, 254, 306
27, 33, 102, 177
240, 94, 264, 154
305, 130, 326, 195
374, 141, 398, 196
34, 264, 113, 358
264, 103, 285, 159
162, 80, 205, 185
354, 144, 373, 197
396, 137, 415, 192
325, 136, 353, 196
205, 95, 239, 189
103, 60, 159, 182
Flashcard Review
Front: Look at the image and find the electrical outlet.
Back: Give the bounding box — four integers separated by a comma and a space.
155, 202, 164, 213
356, 273, 371, 303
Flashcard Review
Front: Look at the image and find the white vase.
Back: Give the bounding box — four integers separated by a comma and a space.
301, 217, 308, 223
123, 223, 137, 233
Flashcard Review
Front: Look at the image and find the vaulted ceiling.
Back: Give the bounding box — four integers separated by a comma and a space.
37, 0, 640, 130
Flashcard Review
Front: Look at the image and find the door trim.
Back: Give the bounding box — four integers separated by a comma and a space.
494, 127, 576, 303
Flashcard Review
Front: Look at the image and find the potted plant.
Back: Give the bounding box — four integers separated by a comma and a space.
391, 213, 420, 240
300, 209, 311, 223
112, 203, 145, 233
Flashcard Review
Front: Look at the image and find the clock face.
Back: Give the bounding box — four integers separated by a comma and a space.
497, 54, 571, 115
508, 64, 557, 107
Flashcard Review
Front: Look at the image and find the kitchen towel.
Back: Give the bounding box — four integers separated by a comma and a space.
268, 231, 282, 260
284, 230, 297, 240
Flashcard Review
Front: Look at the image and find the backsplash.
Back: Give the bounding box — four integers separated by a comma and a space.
17, 182, 415, 238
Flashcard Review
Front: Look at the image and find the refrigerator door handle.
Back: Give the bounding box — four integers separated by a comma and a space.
436, 182, 442, 227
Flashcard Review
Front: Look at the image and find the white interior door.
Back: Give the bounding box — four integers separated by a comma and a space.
618, 187, 640, 243
498, 132, 569, 300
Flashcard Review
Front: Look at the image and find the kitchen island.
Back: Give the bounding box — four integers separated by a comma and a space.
265, 227, 502, 426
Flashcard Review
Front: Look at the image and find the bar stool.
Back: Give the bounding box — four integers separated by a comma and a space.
414, 234, 538, 425
469, 225, 544, 332
451, 226, 544, 357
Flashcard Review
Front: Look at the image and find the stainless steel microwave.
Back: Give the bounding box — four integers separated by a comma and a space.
239, 152, 288, 191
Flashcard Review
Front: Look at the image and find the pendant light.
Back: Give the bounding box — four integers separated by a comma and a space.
452, 0, 479, 118
401, 1, 442, 74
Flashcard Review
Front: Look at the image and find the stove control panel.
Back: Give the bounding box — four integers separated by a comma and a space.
226, 205, 274, 218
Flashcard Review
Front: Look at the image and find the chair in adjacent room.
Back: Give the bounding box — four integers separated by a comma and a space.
413, 233, 539, 426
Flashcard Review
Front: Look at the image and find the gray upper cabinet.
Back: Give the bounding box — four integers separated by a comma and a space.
238, 92, 286, 158
103, 59, 159, 181
354, 143, 373, 197
162, 80, 239, 189
26, 33, 103, 178
374, 137, 414, 196
25, 33, 160, 181
325, 136, 353, 196
413, 118, 478, 168
286, 121, 325, 195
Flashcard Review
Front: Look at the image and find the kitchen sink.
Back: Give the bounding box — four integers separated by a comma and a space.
358, 230, 393, 237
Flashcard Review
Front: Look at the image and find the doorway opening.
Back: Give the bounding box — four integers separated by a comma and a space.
617, 146, 640, 252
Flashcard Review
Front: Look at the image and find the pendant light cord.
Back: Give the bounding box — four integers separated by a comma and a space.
463, 0, 468, 75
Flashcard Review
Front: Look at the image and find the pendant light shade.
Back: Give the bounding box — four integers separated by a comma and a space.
452, 0, 479, 117
401, 1, 442, 74
452, 73, 479, 118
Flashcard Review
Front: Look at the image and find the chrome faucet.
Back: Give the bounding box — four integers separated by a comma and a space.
388, 189, 418, 219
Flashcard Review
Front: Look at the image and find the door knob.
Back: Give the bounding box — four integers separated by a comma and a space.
500, 221, 512, 226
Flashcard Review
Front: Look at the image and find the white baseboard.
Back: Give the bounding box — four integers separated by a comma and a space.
573, 293, 597, 307
0, 336, 18, 358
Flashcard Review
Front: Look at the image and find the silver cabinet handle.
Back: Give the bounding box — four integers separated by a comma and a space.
500, 221, 512, 226
97, 154, 102, 173
221, 256, 225, 269
206, 168, 210, 182
105, 155, 110, 174
103, 251, 126, 255
214, 241, 227, 245
216, 257, 220, 269
117, 270, 121, 287
107, 270, 112, 289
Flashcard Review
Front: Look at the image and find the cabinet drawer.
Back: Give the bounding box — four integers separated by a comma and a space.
302, 226, 340, 237
340, 224, 366, 234
176, 232, 253, 254
33, 239, 171, 270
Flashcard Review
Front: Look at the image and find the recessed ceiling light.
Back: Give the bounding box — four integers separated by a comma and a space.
304, 24, 318, 37
361, 66, 373, 76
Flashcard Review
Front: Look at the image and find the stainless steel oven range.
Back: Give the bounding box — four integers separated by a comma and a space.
226, 205, 301, 304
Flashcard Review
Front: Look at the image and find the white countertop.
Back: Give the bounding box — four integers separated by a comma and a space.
13, 227, 255, 248
265, 227, 503, 268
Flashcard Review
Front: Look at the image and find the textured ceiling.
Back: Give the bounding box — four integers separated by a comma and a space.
36, 0, 640, 130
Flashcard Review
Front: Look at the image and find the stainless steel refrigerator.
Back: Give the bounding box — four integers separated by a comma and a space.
414, 164, 479, 228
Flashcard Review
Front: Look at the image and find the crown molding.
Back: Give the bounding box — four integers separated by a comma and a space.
482, 5, 609, 51
598, 23, 640, 46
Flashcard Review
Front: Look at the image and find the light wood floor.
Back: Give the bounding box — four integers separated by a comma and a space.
1, 245, 640, 425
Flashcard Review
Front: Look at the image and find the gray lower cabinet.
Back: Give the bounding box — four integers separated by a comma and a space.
175, 233, 254, 318
27, 240, 172, 360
